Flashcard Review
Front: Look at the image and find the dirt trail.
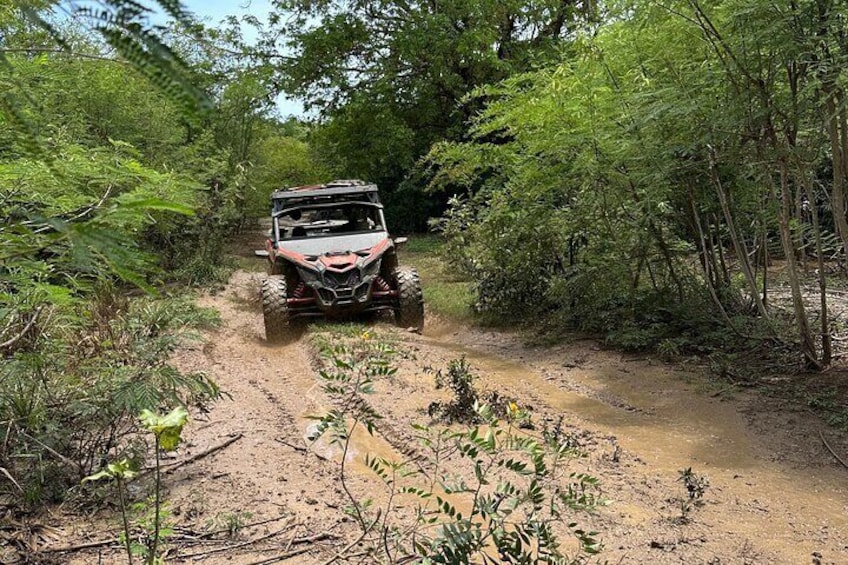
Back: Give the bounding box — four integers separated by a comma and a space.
64, 269, 848, 564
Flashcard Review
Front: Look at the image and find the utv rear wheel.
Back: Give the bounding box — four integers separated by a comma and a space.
395, 267, 424, 332
261, 275, 294, 343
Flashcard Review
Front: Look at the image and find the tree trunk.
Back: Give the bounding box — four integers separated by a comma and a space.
689, 188, 739, 330
709, 147, 771, 321
776, 160, 821, 369
824, 88, 848, 262
796, 161, 832, 366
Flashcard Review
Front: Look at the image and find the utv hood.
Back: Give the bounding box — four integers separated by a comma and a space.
275, 232, 390, 259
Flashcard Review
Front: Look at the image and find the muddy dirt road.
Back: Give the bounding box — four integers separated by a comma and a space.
64, 269, 848, 564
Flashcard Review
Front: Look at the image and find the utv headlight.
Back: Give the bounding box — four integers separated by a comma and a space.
296, 266, 321, 284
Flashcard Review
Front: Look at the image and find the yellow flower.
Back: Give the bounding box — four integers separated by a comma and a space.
361, 331, 371, 340
508, 402, 518, 415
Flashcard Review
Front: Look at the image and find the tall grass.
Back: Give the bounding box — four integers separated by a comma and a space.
400, 236, 475, 322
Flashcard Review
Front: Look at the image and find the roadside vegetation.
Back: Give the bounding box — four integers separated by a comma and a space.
424, 2, 848, 371
0, 0, 324, 518
400, 237, 475, 323
4, 0, 848, 561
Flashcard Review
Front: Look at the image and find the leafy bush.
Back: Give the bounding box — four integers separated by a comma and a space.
0, 293, 220, 507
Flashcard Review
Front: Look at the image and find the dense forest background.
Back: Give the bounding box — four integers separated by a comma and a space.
4, 0, 848, 514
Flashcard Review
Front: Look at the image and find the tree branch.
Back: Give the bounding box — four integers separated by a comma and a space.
0, 47, 129, 65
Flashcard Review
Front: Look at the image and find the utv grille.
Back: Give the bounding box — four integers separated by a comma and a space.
323, 270, 361, 288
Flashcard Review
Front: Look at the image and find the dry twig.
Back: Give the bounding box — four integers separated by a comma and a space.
0, 306, 43, 350
275, 438, 307, 453
137, 433, 243, 478
243, 546, 312, 564
176, 520, 294, 559
42, 538, 119, 553
820, 430, 848, 470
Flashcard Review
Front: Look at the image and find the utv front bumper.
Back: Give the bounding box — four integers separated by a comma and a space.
287, 269, 398, 318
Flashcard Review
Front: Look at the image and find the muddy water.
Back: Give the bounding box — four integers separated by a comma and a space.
306, 417, 403, 469
422, 331, 848, 563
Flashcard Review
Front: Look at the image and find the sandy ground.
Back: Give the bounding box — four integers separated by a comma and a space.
44, 268, 848, 565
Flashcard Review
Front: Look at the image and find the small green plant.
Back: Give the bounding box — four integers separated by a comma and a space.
83, 459, 138, 564
804, 387, 848, 431
427, 357, 532, 428
206, 511, 254, 539
657, 338, 683, 360
676, 467, 709, 522
139, 406, 188, 563
84, 406, 188, 565
541, 416, 580, 454
307, 333, 396, 531
397, 403, 603, 563
309, 326, 603, 563
127, 499, 175, 563
427, 356, 479, 423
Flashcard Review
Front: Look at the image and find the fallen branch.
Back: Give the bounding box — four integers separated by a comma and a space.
154, 433, 243, 476
181, 531, 335, 563
275, 438, 307, 453
820, 430, 848, 470
44, 516, 294, 555
0, 466, 23, 493
290, 532, 335, 545
320, 512, 381, 565
19, 430, 82, 473
42, 538, 119, 553
0, 306, 43, 350
174, 514, 294, 542
176, 520, 293, 559
243, 546, 312, 564
709, 383, 737, 398
282, 524, 301, 553
320, 529, 371, 565
242, 533, 336, 565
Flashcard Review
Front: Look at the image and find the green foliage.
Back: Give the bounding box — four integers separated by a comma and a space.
409, 405, 602, 563
83, 458, 139, 484
140, 406, 188, 451
400, 235, 476, 321
427, 357, 479, 423
0, 293, 220, 507
85, 407, 189, 565
426, 0, 848, 362
676, 467, 709, 523
309, 326, 602, 563
804, 387, 848, 431
245, 130, 329, 216
427, 356, 533, 427
251, 1, 596, 229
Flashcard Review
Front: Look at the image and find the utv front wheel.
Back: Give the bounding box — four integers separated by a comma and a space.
395, 267, 424, 332
261, 275, 294, 343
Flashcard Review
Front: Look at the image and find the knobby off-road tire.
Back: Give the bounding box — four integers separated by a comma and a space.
261, 275, 293, 344
394, 267, 424, 332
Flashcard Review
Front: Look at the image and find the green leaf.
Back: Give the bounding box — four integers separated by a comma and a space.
140, 406, 188, 451
83, 458, 138, 482
117, 197, 194, 216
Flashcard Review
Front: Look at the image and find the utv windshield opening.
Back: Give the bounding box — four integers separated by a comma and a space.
275, 202, 385, 240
